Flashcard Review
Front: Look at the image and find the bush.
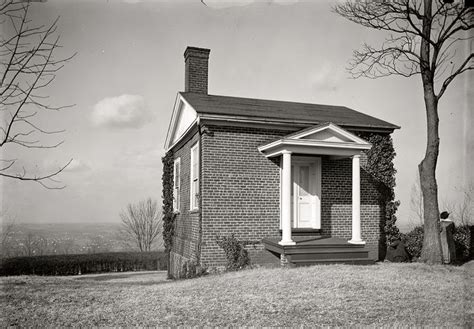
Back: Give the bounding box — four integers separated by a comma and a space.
0, 251, 167, 276
453, 225, 472, 262
401, 225, 473, 262
401, 226, 424, 260
216, 234, 250, 271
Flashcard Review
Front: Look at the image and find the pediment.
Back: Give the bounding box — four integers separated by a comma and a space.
301, 130, 351, 143
287, 122, 368, 144
258, 122, 372, 158
165, 94, 198, 150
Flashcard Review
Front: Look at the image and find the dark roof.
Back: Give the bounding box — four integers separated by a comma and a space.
180, 92, 400, 131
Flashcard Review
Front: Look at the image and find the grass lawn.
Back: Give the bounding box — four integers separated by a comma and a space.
1, 262, 472, 327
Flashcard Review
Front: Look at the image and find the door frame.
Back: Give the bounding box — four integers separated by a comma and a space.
280, 156, 321, 230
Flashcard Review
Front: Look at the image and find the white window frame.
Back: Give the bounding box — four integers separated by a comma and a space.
173, 158, 181, 213
190, 142, 200, 210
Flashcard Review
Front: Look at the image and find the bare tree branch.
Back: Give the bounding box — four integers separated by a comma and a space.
0, 0, 75, 188
333, 0, 473, 98
0, 158, 72, 189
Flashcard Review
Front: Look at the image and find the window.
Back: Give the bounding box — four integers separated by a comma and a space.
190, 142, 199, 210
173, 158, 181, 212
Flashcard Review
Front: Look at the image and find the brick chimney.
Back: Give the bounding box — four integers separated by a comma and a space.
184, 46, 210, 94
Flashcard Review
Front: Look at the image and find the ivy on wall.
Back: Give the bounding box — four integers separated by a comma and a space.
162, 150, 176, 274
357, 132, 402, 245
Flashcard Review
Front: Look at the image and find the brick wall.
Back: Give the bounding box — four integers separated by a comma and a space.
170, 124, 386, 271
169, 131, 201, 277
200, 125, 287, 267
320, 156, 384, 260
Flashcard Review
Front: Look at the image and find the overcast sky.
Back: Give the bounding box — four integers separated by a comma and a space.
2, 0, 472, 231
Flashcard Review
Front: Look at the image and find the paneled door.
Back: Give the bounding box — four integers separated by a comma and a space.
291, 157, 321, 229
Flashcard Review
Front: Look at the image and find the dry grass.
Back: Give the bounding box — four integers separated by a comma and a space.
1, 262, 472, 327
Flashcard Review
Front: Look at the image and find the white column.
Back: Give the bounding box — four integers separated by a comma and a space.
279, 151, 295, 246
349, 154, 365, 244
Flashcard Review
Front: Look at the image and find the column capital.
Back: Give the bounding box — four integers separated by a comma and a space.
352, 154, 361, 159
281, 150, 292, 155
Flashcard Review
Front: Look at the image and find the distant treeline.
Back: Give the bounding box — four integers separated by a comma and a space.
0, 251, 167, 276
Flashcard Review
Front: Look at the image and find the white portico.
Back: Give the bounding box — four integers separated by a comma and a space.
258, 122, 372, 246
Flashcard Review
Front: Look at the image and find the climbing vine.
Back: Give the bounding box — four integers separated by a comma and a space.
162, 151, 176, 268
357, 132, 402, 246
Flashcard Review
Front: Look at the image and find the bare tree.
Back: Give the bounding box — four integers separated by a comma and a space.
21, 231, 36, 256
1, 0, 74, 189
0, 212, 16, 257
334, 0, 473, 264
120, 198, 162, 252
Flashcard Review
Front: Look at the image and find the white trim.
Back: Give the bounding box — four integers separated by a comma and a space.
190, 141, 200, 210
286, 122, 369, 144
166, 118, 198, 152
258, 123, 372, 159
165, 93, 198, 152
173, 157, 181, 213
260, 139, 372, 152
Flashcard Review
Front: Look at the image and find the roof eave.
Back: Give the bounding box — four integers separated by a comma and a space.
198, 113, 399, 133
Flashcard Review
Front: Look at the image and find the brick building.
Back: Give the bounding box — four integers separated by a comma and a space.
165, 47, 399, 277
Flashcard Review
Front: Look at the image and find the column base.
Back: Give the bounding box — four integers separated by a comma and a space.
278, 240, 296, 246
348, 239, 366, 245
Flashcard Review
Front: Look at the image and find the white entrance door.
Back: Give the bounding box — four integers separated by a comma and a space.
291, 157, 321, 229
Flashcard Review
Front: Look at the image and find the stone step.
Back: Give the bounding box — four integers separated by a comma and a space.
288, 249, 369, 261
291, 258, 375, 266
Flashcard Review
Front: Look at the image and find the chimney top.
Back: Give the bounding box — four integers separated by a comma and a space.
184, 46, 210, 60
184, 46, 210, 94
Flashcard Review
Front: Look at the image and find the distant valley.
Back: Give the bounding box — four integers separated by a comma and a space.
2, 222, 163, 258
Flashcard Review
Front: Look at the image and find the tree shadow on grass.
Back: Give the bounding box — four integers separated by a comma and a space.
73, 271, 171, 286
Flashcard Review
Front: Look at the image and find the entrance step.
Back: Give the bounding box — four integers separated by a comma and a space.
288, 257, 375, 266
262, 236, 374, 267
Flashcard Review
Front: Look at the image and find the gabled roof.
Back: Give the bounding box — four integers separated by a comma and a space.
180, 92, 400, 131
258, 122, 372, 158
165, 92, 399, 151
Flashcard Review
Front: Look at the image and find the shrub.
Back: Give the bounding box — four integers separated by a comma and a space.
401, 226, 424, 260
401, 225, 473, 262
216, 234, 250, 271
453, 225, 472, 262
0, 251, 167, 276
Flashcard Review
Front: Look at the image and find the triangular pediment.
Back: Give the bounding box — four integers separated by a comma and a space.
286, 122, 368, 144
258, 122, 372, 158
301, 130, 351, 143
165, 93, 198, 150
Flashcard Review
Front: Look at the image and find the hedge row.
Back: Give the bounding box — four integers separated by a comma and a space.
0, 251, 167, 276
401, 224, 473, 262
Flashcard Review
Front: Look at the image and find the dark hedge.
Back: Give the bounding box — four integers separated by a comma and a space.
0, 251, 167, 276
401, 225, 473, 263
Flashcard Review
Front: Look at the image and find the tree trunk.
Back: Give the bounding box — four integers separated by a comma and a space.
418, 83, 442, 264
418, 0, 442, 264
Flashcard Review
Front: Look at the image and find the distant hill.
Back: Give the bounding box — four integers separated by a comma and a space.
2, 222, 163, 258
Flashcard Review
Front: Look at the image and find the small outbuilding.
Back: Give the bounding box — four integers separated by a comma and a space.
164, 47, 400, 277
